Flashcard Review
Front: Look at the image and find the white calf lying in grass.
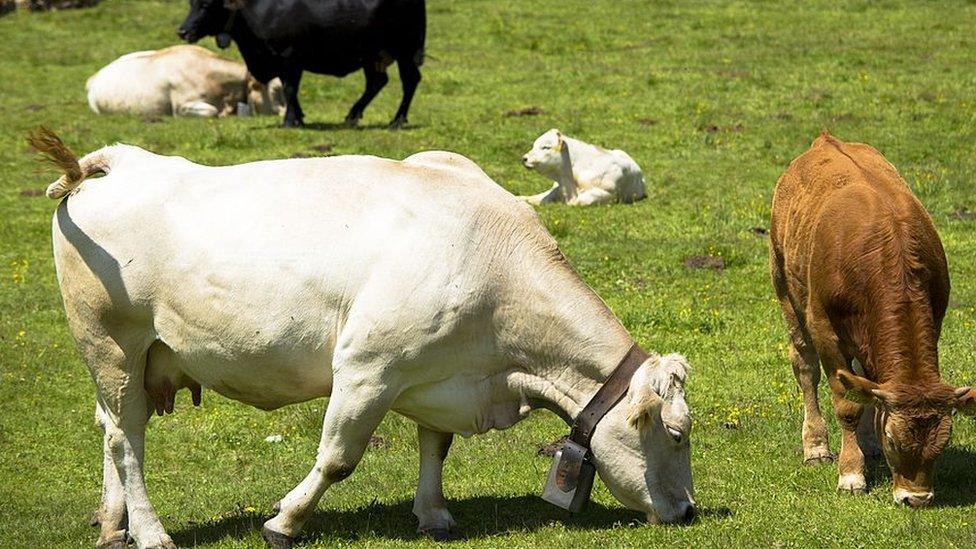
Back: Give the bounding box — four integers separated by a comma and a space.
520, 129, 646, 206
86, 45, 285, 118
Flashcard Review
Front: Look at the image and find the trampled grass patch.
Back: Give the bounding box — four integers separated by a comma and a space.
1, 1, 976, 547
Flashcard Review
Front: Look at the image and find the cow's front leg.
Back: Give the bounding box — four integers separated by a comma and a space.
263, 375, 395, 547
414, 426, 458, 540
93, 401, 129, 549
389, 57, 421, 129
819, 347, 867, 494
345, 64, 389, 126
279, 69, 305, 128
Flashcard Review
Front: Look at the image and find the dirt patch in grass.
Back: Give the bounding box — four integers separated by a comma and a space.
536, 435, 568, 457
19, 188, 44, 197
952, 207, 974, 221
310, 143, 334, 154
637, 117, 658, 126
699, 123, 743, 134
504, 106, 544, 117
749, 226, 769, 237
21, 0, 101, 10
684, 255, 725, 271
368, 435, 389, 450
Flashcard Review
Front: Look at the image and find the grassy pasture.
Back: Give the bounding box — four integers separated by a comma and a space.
2, 0, 976, 546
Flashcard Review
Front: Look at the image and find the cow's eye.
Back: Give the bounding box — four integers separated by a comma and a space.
666, 425, 683, 443
540, 145, 551, 150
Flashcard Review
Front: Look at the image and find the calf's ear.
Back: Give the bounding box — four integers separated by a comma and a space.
953, 386, 976, 416
837, 370, 890, 404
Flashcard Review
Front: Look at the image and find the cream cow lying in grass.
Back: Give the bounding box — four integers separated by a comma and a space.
520, 129, 646, 206
86, 45, 285, 118
30, 130, 696, 549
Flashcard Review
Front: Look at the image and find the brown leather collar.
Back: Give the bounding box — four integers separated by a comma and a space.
568, 343, 649, 448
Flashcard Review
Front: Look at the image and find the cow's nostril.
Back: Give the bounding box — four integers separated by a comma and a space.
900, 496, 912, 507
681, 504, 698, 524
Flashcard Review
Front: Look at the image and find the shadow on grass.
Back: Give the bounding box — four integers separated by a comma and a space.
933, 446, 976, 508
171, 495, 728, 545
251, 121, 424, 131
863, 445, 976, 508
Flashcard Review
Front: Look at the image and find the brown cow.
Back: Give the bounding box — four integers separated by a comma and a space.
769, 131, 976, 507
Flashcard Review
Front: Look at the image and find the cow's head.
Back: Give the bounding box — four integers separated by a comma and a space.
588, 353, 696, 524
522, 129, 568, 178
178, 0, 243, 46
246, 74, 286, 116
839, 370, 976, 507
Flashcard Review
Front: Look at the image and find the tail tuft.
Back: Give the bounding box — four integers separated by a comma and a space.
26, 127, 84, 199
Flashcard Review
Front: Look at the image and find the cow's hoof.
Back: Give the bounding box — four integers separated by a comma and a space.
262, 526, 295, 549
271, 500, 282, 514
344, 115, 361, 127
837, 473, 867, 495
803, 449, 835, 465
95, 531, 128, 549
144, 535, 177, 549
282, 119, 304, 129
388, 117, 407, 130
89, 507, 102, 527
421, 527, 463, 542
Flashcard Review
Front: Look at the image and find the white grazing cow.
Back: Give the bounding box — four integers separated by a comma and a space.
86, 45, 285, 118
31, 130, 695, 549
520, 129, 646, 206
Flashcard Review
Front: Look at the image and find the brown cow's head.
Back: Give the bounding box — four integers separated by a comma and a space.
178, 0, 241, 46
839, 370, 976, 507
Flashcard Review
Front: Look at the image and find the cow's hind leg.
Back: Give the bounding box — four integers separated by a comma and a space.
263, 370, 396, 547
345, 63, 389, 127
389, 57, 421, 129
790, 344, 832, 464
414, 426, 458, 540
92, 401, 129, 548
85, 338, 173, 548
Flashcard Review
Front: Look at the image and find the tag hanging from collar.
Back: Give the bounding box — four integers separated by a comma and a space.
541, 343, 650, 512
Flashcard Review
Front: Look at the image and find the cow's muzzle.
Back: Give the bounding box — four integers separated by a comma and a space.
177, 28, 198, 43
896, 490, 934, 508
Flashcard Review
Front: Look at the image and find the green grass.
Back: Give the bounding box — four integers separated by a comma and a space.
2, 0, 976, 546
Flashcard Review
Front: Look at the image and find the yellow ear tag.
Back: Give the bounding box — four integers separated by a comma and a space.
553, 140, 563, 153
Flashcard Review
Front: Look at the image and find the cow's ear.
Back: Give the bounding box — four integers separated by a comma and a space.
627, 362, 664, 431
953, 386, 976, 416
552, 131, 564, 153
837, 370, 889, 404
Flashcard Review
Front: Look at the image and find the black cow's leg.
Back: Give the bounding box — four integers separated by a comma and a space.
389, 58, 421, 129
345, 64, 389, 127
280, 69, 305, 128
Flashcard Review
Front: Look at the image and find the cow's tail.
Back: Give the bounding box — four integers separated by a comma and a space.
26, 128, 113, 199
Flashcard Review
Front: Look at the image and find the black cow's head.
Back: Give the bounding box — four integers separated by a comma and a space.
178, 0, 243, 48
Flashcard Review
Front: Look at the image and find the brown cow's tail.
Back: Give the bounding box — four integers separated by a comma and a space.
26, 127, 112, 199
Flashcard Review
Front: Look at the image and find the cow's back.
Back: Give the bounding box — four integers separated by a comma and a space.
86, 46, 243, 115
770, 132, 948, 323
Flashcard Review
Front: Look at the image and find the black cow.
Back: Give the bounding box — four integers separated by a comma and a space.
178, 0, 426, 128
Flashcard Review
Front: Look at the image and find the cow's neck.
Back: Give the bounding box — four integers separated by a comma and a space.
228, 15, 278, 84
858, 291, 941, 385
553, 151, 578, 202
503, 264, 635, 424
